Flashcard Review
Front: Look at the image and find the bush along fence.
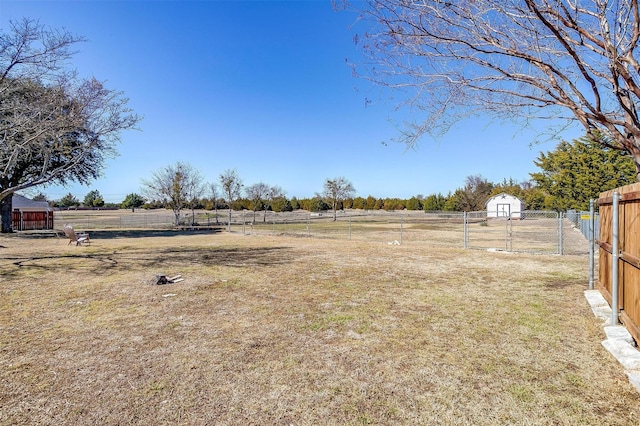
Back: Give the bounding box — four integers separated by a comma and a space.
598, 182, 640, 344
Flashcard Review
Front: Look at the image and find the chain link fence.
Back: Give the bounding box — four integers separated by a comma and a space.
53, 208, 591, 255
464, 210, 590, 255
241, 210, 465, 247
55, 210, 178, 229
566, 209, 600, 241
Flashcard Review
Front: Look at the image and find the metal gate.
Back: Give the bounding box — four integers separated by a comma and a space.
464, 210, 563, 254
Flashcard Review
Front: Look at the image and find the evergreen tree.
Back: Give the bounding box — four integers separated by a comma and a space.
383, 198, 405, 210
405, 196, 422, 210
490, 178, 525, 199
365, 196, 378, 210
309, 197, 330, 212
32, 192, 48, 202
83, 190, 104, 208
521, 187, 546, 211
530, 134, 636, 211
272, 196, 293, 212
121, 193, 145, 212
422, 193, 447, 211
351, 196, 366, 210
290, 197, 300, 210
59, 193, 79, 208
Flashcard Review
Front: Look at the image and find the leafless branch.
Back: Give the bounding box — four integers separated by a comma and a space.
348, 0, 640, 177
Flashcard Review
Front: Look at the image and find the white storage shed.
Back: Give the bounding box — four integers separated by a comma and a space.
485, 193, 525, 219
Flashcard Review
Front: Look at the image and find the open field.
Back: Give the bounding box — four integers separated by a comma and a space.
53, 208, 589, 255
1, 230, 638, 425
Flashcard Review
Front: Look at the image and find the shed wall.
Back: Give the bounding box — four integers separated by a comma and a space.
486, 195, 524, 219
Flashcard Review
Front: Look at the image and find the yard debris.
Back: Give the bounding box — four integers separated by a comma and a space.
153, 274, 184, 285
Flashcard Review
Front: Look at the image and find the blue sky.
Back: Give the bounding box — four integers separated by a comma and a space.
1, 1, 582, 204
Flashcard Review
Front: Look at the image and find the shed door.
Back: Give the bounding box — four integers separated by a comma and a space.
496, 203, 510, 217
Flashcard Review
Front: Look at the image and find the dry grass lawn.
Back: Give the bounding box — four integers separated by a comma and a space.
1, 230, 638, 425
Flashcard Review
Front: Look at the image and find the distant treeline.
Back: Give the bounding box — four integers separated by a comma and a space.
45, 177, 552, 212
138, 177, 546, 213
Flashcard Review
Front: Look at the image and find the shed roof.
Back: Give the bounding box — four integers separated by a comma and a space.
12, 194, 50, 210
485, 192, 524, 206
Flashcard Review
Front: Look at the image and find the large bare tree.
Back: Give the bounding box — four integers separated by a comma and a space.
342, 0, 640, 178
322, 177, 355, 221
0, 18, 140, 232
245, 182, 269, 224
264, 185, 284, 222
219, 169, 243, 231
141, 162, 205, 226
209, 183, 221, 224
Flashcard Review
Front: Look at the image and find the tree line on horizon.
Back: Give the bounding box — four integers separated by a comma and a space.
40, 134, 637, 218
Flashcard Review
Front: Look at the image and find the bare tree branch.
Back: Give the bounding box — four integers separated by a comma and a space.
323, 177, 355, 221
141, 162, 204, 226
0, 19, 141, 232
346, 0, 640, 177
219, 169, 243, 231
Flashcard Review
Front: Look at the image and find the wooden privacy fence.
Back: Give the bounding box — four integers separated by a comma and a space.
11, 210, 54, 231
598, 182, 640, 343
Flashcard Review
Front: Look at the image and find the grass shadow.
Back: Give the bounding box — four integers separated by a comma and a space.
1, 245, 296, 278
14, 228, 223, 240
133, 246, 296, 269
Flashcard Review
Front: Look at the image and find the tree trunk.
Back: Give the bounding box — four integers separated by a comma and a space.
619, 140, 640, 182
0, 195, 13, 233
632, 147, 640, 182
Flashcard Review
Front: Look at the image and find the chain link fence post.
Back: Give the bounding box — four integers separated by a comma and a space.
558, 212, 564, 255
463, 211, 467, 248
